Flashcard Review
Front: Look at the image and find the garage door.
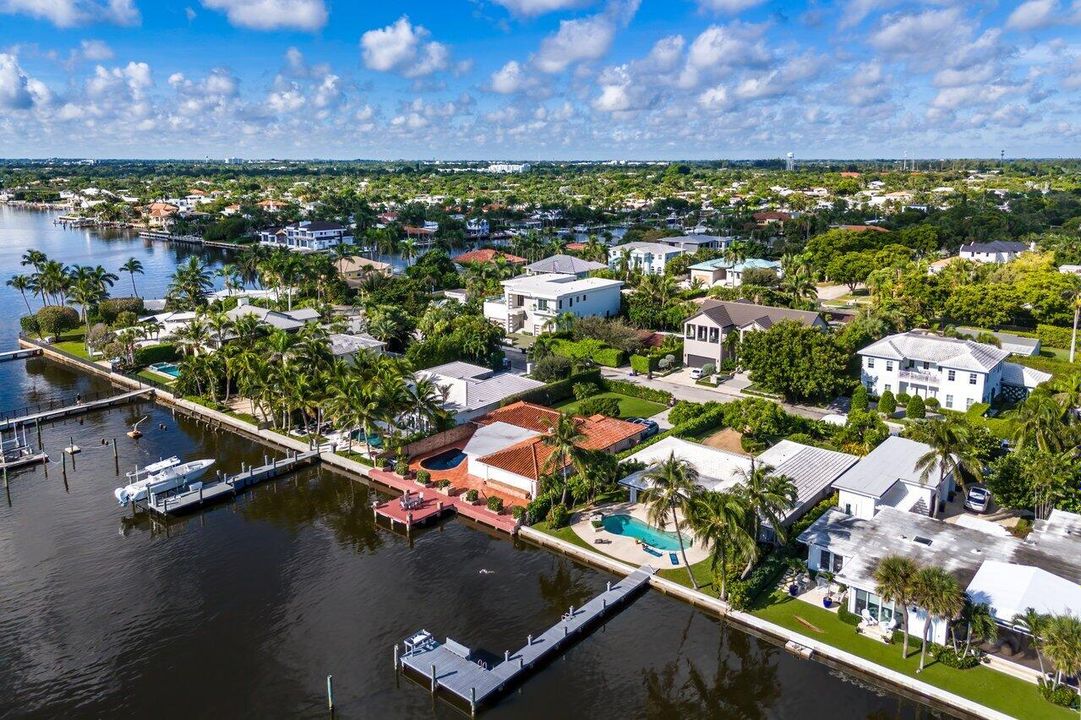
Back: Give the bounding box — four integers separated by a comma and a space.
685, 354, 714, 368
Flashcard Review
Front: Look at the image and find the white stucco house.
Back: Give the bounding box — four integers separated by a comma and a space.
858, 331, 1050, 409
958, 241, 1031, 264
832, 436, 952, 520
608, 242, 685, 275
483, 273, 623, 335
258, 221, 354, 252
414, 361, 544, 424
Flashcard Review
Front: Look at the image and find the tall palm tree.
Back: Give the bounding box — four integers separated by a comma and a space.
7, 274, 34, 313
874, 555, 920, 659
1043, 613, 1081, 692
689, 489, 755, 600
735, 461, 796, 577
119, 257, 144, 297
910, 416, 982, 510
1012, 389, 1072, 453
167, 256, 213, 309
958, 597, 997, 658
911, 566, 964, 671
542, 412, 587, 507
400, 237, 418, 267
781, 266, 817, 307
1012, 607, 1050, 679
408, 375, 448, 433
21, 249, 48, 271
642, 453, 702, 588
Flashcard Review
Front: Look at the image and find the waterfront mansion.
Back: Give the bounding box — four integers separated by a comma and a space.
258, 221, 354, 252
858, 331, 1050, 410
483, 273, 623, 335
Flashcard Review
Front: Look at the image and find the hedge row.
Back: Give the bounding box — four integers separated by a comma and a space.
1037, 324, 1075, 350
135, 343, 179, 366
550, 338, 626, 368
502, 368, 603, 407
602, 378, 672, 404
615, 404, 728, 461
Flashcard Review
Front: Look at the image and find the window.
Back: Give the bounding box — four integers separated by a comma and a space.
819, 549, 843, 573
966, 398, 974, 409
708, 329, 719, 343
686, 325, 695, 339
843, 503, 853, 515
947, 370, 956, 381
537, 299, 548, 311
923, 361, 930, 370
969, 373, 977, 385
884, 384, 891, 392
854, 589, 895, 624
867, 358, 875, 369
886, 361, 893, 371
945, 394, 953, 409
567, 298, 573, 307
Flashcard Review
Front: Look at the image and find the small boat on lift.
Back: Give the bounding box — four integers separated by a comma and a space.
114, 457, 215, 506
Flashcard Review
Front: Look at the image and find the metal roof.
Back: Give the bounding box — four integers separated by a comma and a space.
524, 255, 606, 275
858, 331, 1009, 372
831, 436, 943, 498
756, 440, 859, 522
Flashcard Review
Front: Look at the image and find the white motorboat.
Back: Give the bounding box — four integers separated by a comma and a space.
114, 458, 214, 506
125, 456, 181, 483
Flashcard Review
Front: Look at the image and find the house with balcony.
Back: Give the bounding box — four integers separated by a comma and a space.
258, 221, 354, 252
857, 331, 1050, 410
658, 235, 732, 253
608, 242, 685, 275
682, 300, 827, 369
688, 258, 782, 288
483, 273, 623, 335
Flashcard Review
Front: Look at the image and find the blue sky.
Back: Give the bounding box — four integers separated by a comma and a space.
1, 0, 1080, 159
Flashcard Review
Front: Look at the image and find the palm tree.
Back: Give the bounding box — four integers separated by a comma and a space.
167, 256, 214, 309
1043, 613, 1081, 692
958, 597, 997, 658
1013, 608, 1050, 679
7, 274, 34, 313
119, 257, 144, 297
1012, 389, 1072, 453
330, 242, 357, 275
408, 375, 448, 433
781, 266, 817, 307
21, 249, 47, 272
874, 555, 920, 659
910, 416, 982, 510
1065, 286, 1081, 363
205, 311, 235, 348
642, 453, 702, 589
735, 461, 796, 577
400, 237, 418, 267
911, 566, 964, 671
542, 412, 587, 507
689, 489, 755, 600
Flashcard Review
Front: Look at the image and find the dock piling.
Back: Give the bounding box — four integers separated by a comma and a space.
36, 420, 41, 447
112, 438, 118, 475
326, 674, 334, 712
61, 452, 67, 480
69, 437, 75, 469
430, 663, 437, 693
394, 643, 399, 670
470, 687, 476, 717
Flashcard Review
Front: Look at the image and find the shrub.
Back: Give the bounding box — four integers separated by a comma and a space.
906, 395, 926, 419
591, 346, 625, 367
630, 354, 656, 375
436, 478, 451, 489
526, 489, 560, 524
486, 496, 504, 512
547, 503, 570, 528
725, 581, 751, 610
511, 504, 526, 520
578, 396, 621, 417
464, 489, 479, 502
532, 355, 573, 382
134, 343, 179, 366
394, 456, 409, 476
838, 605, 862, 626
966, 402, 990, 419
19, 314, 40, 337
700, 362, 716, 377
115, 310, 138, 328
850, 385, 869, 412
1037, 324, 1074, 350
934, 645, 981, 669
668, 400, 712, 426
98, 297, 144, 324
36, 305, 79, 337
415, 469, 431, 484
1039, 679, 1078, 708
896, 392, 912, 405
878, 389, 896, 415
573, 382, 601, 400
602, 378, 672, 404
505, 369, 602, 407
1009, 517, 1033, 538
925, 396, 940, 411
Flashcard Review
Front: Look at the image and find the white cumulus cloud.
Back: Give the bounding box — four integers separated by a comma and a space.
0, 0, 139, 27
490, 60, 525, 93
201, 0, 327, 31
534, 0, 640, 73
696, 0, 765, 13
361, 16, 450, 77
490, 0, 590, 15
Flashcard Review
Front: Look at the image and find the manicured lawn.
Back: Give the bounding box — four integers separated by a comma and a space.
533, 520, 594, 551
135, 368, 173, 386
658, 557, 716, 592
51, 328, 92, 360
556, 391, 666, 419
754, 594, 1074, 720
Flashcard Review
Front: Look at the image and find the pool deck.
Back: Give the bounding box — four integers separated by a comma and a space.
569, 501, 708, 567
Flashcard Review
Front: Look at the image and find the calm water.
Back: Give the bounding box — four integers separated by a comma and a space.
0, 208, 945, 719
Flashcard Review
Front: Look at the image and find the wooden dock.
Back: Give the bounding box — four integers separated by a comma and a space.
373, 492, 455, 533
145, 449, 320, 515
0, 389, 153, 431
0, 348, 42, 363
397, 564, 656, 716
368, 468, 519, 535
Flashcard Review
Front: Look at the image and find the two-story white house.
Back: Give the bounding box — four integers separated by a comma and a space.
483, 273, 623, 335
259, 221, 354, 252
682, 300, 827, 369
833, 436, 952, 520
608, 242, 685, 275
958, 241, 1031, 264
688, 258, 782, 288
857, 331, 1050, 410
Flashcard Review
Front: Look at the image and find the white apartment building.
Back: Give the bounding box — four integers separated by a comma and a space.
608, 242, 685, 275
483, 273, 623, 335
259, 221, 354, 252
858, 331, 1050, 410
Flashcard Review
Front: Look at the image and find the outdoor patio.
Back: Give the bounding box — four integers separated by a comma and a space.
408, 442, 528, 510
568, 500, 709, 567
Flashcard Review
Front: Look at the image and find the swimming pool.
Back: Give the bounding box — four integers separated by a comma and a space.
420, 449, 467, 471
601, 514, 690, 551
149, 362, 181, 378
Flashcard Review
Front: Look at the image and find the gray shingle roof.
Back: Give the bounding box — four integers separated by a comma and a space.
960, 241, 1026, 254
831, 436, 942, 498
687, 300, 824, 331
525, 255, 606, 275
858, 332, 1009, 372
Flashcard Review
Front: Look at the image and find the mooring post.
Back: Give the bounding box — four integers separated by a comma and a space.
504, 650, 509, 662
36, 420, 41, 447
43, 446, 48, 477
527, 634, 532, 646
430, 663, 437, 693
563, 625, 568, 637
3, 467, 8, 490
519, 657, 524, 669
326, 674, 334, 712
393, 643, 399, 670
606, 581, 611, 592
61, 452, 67, 480
69, 437, 75, 470
470, 687, 476, 717
603, 598, 607, 609
112, 438, 119, 475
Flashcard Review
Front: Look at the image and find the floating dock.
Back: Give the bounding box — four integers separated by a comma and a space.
0, 348, 42, 363
144, 449, 320, 515
0, 389, 152, 431
397, 564, 655, 716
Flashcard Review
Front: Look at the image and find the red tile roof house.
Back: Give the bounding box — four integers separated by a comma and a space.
451, 248, 527, 265
442, 401, 645, 501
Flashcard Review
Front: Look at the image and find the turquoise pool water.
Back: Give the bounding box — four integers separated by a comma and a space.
150, 362, 180, 378
601, 514, 689, 551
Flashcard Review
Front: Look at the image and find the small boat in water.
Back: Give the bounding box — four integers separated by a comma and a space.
114, 457, 214, 506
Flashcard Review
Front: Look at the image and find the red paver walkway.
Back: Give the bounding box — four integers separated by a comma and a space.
374, 492, 452, 530
369, 468, 520, 534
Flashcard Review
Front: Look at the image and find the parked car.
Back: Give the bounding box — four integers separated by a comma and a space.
689, 367, 703, 380
964, 486, 992, 513
627, 417, 660, 438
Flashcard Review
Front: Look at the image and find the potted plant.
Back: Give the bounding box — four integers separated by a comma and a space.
436, 478, 452, 495
394, 455, 410, 478
415, 469, 431, 486
464, 489, 480, 505
819, 570, 835, 608
486, 496, 504, 513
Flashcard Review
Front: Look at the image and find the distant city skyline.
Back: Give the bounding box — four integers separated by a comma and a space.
1, 1, 1079, 160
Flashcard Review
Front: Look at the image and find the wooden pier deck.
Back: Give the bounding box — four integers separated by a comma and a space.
368, 468, 519, 535
145, 449, 320, 515
397, 564, 655, 715
0, 348, 42, 363
0, 389, 153, 431
373, 493, 454, 532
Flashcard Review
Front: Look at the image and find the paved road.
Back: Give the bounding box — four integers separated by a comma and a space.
599, 367, 834, 421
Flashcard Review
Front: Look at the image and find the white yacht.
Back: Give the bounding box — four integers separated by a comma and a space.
114, 457, 215, 506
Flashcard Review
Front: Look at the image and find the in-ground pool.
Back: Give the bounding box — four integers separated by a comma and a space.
602, 514, 690, 551
149, 362, 181, 378
420, 448, 467, 471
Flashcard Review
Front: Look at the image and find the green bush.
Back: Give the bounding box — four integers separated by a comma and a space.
877, 389, 896, 414
98, 297, 144, 324
592, 346, 625, 367
850, 385, 869, 412
465, 489, 479, 502
19, 315, 40, 337
486, 496, 504, 512
394, 456, 409, 476
115, 311, 138, 328
526, 489, 560, 524
934, 645, 981, 669
925, 396, 940, 411
725, 581, 751, 610
36, 305, 79, 337
603, 378, 672, 404
578, 396, 621, 417
700, 362, 716, 377
547, 503, 570, 528
1037, 324, 1075, 350
896, 392, 912, 404
838, 606, 862, 626
1039, 679, 1078, 708
512, 504, 526, 519
630, 354, 655, 375
532, 355, 574, 382
673, 405, 728, 438
573, 382, 601, 400
906, 395, 926, 419
436, 478, 451, 489
668, 400, 714, 426
966, 402, 990, 419
505, 369, 603, 407
415, 469, 431, 484
134, 343, 178, 366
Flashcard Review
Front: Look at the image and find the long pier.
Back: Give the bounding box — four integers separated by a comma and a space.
397, 564, 655, 716
144, 449, 320, 515
0, 389, 153, 431
0, 348, 42, 363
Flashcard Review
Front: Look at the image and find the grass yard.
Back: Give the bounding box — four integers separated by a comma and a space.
51, 328, 93, 360
754, 594, 1074, 720
1014, 350, 1078, 383
556, 391, 666, 419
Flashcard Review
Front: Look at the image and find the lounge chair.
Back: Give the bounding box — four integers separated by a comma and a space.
669, 552, 679, 566
642, 545, 662, 557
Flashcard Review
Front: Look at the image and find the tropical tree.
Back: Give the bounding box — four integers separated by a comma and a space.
1043, 613, 1081, 693
167, 256, 214, 309
1012, 607, 1050, 679
874, 555, 920, 659
911, 566, 964, 671
735, 461, 796, 577
957, 597, 997, 658
689, 489, 755, 600
119, 257, 144, 297
909, 415, 983, 504
541, 412, 587, 507
642, 453, 702, 589
1012, 389, 1073, 453
7, 274, 34, 313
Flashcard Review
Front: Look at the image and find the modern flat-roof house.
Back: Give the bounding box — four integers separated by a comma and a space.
608, 242, 685, 275
682, 300, 827, 369
464, 402, 644, 498
799, 506, 1081, 647
259, 221, 354, 252
832, 436, 951, 520
858, 331, 1051, 409
958, 241, 1030, 264
483, 273, 623, 335
688, 258, 782, 288
523, 254, 606, 277
658, 235, 731, 253
415, 361, 544, 424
